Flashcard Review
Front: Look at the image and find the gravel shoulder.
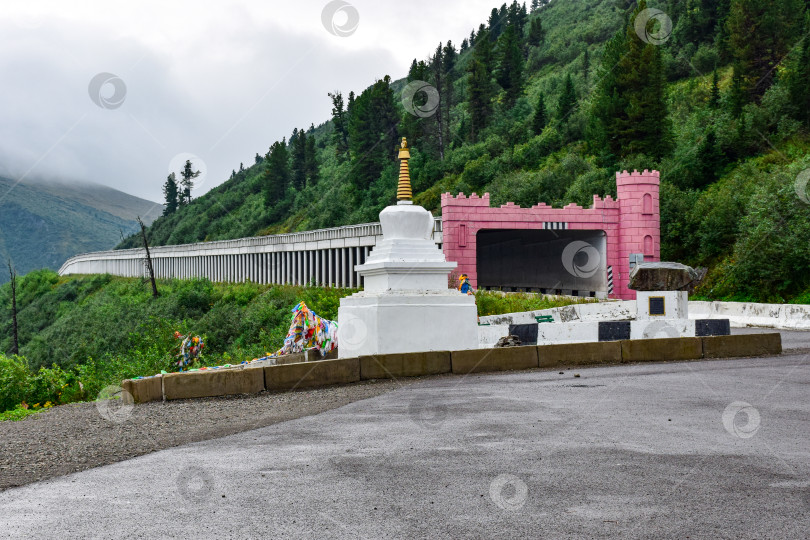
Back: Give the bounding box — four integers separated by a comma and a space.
0, 378, 414, 491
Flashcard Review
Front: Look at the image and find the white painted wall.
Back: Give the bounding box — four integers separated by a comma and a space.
478, 300, 810, 330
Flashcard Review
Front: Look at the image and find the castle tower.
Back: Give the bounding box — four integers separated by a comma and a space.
616, 170, 660, 300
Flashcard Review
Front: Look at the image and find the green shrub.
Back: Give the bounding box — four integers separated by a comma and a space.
0, 355, 30, 411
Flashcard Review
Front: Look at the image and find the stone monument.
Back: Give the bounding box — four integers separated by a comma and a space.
337, 138, 479, 357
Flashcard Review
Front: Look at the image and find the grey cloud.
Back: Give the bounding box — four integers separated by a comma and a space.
0, 15, 396, 202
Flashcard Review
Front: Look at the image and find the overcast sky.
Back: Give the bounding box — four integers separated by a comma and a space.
0, 0, 498, 203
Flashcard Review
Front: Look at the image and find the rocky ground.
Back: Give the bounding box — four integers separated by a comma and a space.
0, 379, 414, 491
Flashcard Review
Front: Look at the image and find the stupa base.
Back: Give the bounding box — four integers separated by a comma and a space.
338, 290, 478, 358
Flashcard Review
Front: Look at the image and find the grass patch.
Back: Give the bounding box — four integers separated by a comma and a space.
0, 406, 44, 422
474, 290, 589, 316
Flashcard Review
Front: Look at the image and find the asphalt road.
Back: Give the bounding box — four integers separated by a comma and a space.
1, 351, 808, 539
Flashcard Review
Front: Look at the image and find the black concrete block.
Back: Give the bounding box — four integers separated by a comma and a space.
695, 319, 731, 337
509, 324, 538, 346
598, 321, 631, 341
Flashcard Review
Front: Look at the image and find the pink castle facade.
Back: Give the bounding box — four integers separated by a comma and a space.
441, 169, 660, 300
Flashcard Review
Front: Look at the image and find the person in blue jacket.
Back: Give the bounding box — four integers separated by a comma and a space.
458, 274, 473, 295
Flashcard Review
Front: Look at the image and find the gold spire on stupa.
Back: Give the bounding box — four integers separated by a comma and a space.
396, 137, 413, 202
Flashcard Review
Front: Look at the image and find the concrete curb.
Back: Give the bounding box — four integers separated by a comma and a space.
451, 346, 539, 374
621, 337, 703, 363
121, 375, 163, 404
163, 365, 265, 401
360, 351, 451, 380
703, 333, 782, 358
264, 358, 360, 391
538, 342, 622, 368
122, 334, 784, 403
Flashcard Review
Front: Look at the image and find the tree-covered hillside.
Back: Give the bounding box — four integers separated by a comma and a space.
120, 0, 810, 302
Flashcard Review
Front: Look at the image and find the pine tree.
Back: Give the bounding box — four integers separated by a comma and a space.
786, 17, 810, 128
496, 24, 524, 108
528, 17, 544, 47
431, 43, 446, 159
726, 0, 804, 103
557, 73, 577, 120
443, 40, 457, 148
328, 91, 350, 161
709, 68, 720, 109
305, 134, 319, 185
162, 172, 179, 215
694, 128, 724, 188
290, 128, 308, 190
179, 160, 200, 204
488, 8, 502, 40
582, 48, 590, 86
728, 62, 745, 117
618, 2, 671, 158
589, 30, 627, 158
589, 0, 671, 160
401, 59, 434, 154
531, 0, 540, 12
347, 76, 399, 195
506, 0, 526, 30
532, 92, 547, 134
467, 30, 495, 142
262, 140, 290, 208
254, 153, 263, 164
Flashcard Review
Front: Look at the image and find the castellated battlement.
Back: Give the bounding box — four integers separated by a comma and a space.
441, 192, 491, 206
616, 169, 660, 186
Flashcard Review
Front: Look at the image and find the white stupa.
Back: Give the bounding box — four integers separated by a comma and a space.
337, 138, 478, 357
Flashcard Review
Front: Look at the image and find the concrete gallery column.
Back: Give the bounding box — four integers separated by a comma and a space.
335, 248, 346, 287
312, 249, 321, 285
326, 249, 332, 287
340, 248, 346, 288
348, 248, 355, 288
280, 252, 286, 284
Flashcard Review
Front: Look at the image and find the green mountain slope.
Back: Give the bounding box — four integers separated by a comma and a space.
120, 0, 810, 302
0, 177, 162, 284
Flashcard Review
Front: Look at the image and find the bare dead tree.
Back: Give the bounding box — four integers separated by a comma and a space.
7, 260, 19, 355
137, 217, 159, 298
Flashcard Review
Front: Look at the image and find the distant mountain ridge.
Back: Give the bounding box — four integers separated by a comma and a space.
0, 176, 163, 284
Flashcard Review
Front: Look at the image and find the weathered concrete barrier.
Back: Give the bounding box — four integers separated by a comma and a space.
122, 334, 784, 403
451, 346, 538, 374
538, 342, 622, 368
121, 375, 163, 404
360, 351, 451, 380
702, 333, 782, 359
480, 300, 810, 330
163, 365, 265, 401
264, 358, 360, 391
621, 337, 703, 363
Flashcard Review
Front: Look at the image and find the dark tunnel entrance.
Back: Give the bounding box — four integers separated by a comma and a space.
476, 229, 607, 296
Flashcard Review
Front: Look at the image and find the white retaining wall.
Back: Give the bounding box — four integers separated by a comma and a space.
478, 300, 810, 330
